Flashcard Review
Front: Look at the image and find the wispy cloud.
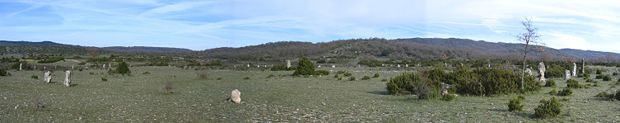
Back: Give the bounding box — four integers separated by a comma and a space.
0, 0, 619, 52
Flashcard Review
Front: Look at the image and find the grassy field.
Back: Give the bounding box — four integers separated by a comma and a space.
1, 66, 620, 122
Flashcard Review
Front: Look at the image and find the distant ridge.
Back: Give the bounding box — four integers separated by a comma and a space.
1, 39, 620, 63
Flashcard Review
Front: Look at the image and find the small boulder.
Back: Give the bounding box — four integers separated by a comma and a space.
231, 89, 241, 103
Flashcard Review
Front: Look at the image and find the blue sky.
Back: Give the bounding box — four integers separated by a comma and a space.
0, 0, 619, 52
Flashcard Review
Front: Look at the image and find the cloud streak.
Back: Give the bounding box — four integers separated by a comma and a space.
0, 0, 619, 53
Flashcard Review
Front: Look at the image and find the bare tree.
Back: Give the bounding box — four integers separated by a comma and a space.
518, 18, 540, 91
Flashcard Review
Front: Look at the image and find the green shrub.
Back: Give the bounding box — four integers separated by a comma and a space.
616, 91, 620, 101
595, 75, 603, 79
602, 75, 612, 81
293, 57, 316, 76
452, 68, 539, 96
386, 72, 440, 99
566, 79, 582, 88
101, 77, 108, 81
243, 77, 250, 80
381, 79, 387, 82
334, 74, 339, 78
343, 72, 352, 77
349, 76, 356, 81
508, 96, 525, 112
545, 80, 556, 87
546, 64, 568, 78
613, 72, 619, 76
216, 77, 222, 80
583, 74, 591, 79
586, 79, 595, 83
315, 70, 330, 75
0, 69, 8, 76
557, 88, 572, 96
596, 69, 602, 75
31, 75, 38, 79
114, 61, 131, 75
337, 77, 343, 80
373, 73, 380, 78
548, 89, 558, 95
534, 97, 562, 118
361, 76, 371, 80
142, 72, 151, 75
441, 94, 456, 101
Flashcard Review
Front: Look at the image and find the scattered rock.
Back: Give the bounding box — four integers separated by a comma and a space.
230, 89, 241, 103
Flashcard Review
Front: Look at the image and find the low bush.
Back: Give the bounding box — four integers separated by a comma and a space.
451, 68, 540, 96
0, 69, 9, 76
142, 72, 151, 75
602, 75, 612, 81
243, 77, 250, 80
386, 72, 440, 99
508, 96, 525, 112
441, 94, 456, 101
373, 73, 380, 78
216, 77, 222, 80
545, 80, 556, 87
566, 79, 582, 88
534, 97, 562, 118
595, 75, 603, 79
596, 69, 603, 75
334, 74, 339, 78
343, 72, 352, 77
557, 88, 572, 96
361, 76, 371, 80
315, 70, 330, 75
101, 77, 108, 81
586, 79, 595, 83
349, 76, 356, 81
616, 91, 620, 101
613, 72, 619, 76
31, 75, 38, 79
381, 79, 387, 82
548, 89, 558, 95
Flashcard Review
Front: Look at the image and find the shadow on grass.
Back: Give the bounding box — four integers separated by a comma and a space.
367, 90, 390, 95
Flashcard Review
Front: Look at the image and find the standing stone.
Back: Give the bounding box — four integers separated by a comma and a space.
43, 66, 47, 70
71, 65, 75, 70
318, 65, 321, 68
332, 65, 336, 68
525, 68, 533, 76
581, 58, 585, 74
538, 62, 546, 82
103, 64, 106, 69
43, 71, 52, 83
230, 89, 241, 103
565, 70, 571, 80
64, 70, 71, 87
19, 63, 22, 71
382, 64, 385, 67
488, 64, 491, 68
572, 63, 577, 76
247, 64, 250, 68
405, 64, 409, 67
397, 64, 401, 68
286, 60, 291, 69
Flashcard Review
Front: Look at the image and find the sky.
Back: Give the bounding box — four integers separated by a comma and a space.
0, 0, 619, 52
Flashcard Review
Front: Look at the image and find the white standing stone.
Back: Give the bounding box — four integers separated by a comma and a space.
286, 60, 291, 69
19, 63, 22, 71
572, 63, 577, 76
247, 64, 250, 68
231, 89, 241, 103
405, 64, 409, 67
331, 65, 336, 68
538, 62, 546, 82
565, 70, 571, 80
525, 68, 533, 76
64, 70, 71, 87
318, 65, 321, 68
397, 64, 401, 68
44, 71, 52, 83
103, 64, 106, 69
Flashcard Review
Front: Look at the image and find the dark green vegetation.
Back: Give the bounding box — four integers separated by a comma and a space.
534, 97, 562, 118
507, 96, 525, 112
